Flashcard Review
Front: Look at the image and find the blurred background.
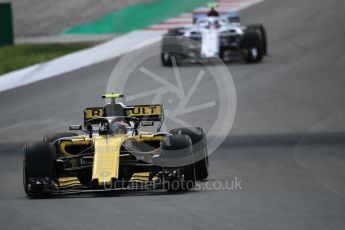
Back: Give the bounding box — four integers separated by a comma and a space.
12, 0, 147, 37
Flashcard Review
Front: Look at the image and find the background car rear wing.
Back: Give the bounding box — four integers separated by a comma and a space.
193, 12, 240, 23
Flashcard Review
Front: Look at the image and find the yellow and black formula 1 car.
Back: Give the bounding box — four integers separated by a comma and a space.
23, 94, 209, 197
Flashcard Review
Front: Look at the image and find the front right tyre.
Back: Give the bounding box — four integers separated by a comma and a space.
23, 141, 56, 197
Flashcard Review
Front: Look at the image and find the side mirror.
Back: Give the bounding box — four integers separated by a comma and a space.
141, 121, 154, 127
69, 125, 82, 131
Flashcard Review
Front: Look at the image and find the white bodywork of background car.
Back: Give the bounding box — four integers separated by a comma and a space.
183, 17, 244, 58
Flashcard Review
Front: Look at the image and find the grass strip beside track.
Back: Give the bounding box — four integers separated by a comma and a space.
0, 43, 93, 76
64, 0, 209, 34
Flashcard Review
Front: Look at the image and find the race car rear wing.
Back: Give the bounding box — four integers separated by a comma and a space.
83, 94, 164, 131
193, 12, 240, 23
126, 104, 163, 121
84, 104, 164, 127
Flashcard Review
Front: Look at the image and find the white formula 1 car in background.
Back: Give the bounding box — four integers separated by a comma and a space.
161, 12, 267, 66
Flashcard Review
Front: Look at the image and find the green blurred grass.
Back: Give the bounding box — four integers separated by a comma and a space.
0, 43, 93, 76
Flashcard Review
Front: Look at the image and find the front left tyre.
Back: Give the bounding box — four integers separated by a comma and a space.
169, 127, 209, 180
247, 24, 267, 55
242, 29, 264, 63
161, 135, 196, 192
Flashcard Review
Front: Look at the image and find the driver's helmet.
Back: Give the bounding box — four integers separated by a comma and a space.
110, 121, 128, 134
207, 3, 219, 17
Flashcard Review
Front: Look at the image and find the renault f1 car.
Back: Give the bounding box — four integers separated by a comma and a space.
23, 94, 209, 197
161, 11, 267, 66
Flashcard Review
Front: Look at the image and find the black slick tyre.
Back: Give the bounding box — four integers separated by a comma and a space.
169, 127, 208, 180
23, 141, 56, 197
161, 135, 196, 192
242, 29, 264, 63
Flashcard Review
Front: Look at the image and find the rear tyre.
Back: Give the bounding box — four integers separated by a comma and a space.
161, 135, 196, 192
242, 29, 264, 63
167, 28, 185, 36
43, 132, 78, 143
23, 142, 56, 197
43, 132, 78, 156
169, 127, 208, 180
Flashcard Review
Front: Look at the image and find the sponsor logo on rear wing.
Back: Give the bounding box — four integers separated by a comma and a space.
84, 104, 164, 124
84, 107, 104, 125
125, 105, 163, 121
